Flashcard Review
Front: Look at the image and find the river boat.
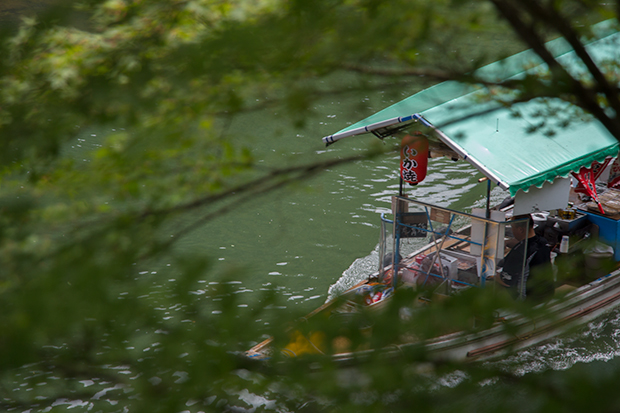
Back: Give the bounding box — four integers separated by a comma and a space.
246, 22, 620, 364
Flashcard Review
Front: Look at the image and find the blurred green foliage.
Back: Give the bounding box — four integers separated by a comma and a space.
0, 1, 619, 412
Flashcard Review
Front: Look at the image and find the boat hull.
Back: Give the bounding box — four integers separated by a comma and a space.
247, 268, 620, 365
328, 268, 620, 365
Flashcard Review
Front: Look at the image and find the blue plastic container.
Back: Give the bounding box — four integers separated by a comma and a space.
584, 211, 620, 261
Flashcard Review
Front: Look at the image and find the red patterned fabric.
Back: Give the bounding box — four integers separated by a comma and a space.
572, 160, 610, 214
573, 158, 611, 194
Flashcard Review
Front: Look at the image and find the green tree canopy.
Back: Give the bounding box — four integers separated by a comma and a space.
1, 1, 619, 412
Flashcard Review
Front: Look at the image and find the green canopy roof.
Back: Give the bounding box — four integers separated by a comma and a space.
323, 23, 620, 196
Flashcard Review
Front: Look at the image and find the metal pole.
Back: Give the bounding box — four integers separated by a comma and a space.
486, 179, 491, 219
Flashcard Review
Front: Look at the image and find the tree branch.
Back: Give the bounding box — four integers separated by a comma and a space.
149, 152, 385, 254
518, 0, 620, 124
340, 63, 456, 82
489, 0, 620, 142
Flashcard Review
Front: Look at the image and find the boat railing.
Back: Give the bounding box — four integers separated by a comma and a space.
379, 196, 531, 299
381, 214, 483, 248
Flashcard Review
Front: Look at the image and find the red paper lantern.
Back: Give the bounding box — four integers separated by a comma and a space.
400, 133, 429, 185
